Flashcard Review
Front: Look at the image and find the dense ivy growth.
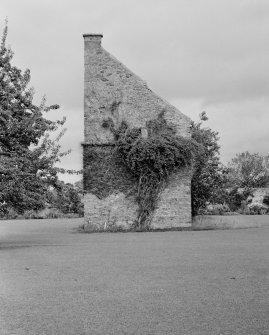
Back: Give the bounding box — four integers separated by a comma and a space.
103, 111, 199, 228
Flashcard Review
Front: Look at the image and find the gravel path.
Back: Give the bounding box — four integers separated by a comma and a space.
1, 219, 269, 335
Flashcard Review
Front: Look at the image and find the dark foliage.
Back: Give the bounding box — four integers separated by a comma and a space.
226, 188, 253, 212
263, 194, 269, 206
191, 112, 228, 216
83, 145, 137, 198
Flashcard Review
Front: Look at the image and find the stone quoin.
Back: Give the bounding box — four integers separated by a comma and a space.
83, 33, 192, 230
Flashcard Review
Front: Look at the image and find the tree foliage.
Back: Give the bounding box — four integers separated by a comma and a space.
0, 22, 70, 214
191, 112, 228, 216
227, 151, 269, 189
48, 181, 84, 216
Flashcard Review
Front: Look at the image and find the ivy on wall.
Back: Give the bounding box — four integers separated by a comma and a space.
100, 110, 200, 228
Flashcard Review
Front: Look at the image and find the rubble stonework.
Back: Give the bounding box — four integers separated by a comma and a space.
83, 34, 192, 229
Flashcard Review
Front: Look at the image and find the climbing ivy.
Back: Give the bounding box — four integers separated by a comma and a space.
103, 111, 200, 229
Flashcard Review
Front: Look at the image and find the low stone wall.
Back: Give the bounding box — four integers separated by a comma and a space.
151, 168, 192, 229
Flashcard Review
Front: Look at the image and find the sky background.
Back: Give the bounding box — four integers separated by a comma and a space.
1, 0, 268, 183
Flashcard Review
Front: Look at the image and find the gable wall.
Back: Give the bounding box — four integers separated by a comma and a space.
83, 34, 192, 229
84, 35, 191, 144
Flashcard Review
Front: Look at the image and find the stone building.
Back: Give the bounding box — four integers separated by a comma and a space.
83, 34, 192, 230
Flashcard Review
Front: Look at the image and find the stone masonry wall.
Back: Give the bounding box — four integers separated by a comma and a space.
83, 34, 192, 229
152, 168, 192, 228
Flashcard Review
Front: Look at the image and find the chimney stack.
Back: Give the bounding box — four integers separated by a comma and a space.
83, 33, 103, 46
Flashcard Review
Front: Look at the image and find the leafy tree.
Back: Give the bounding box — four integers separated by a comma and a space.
227, 151, 269, 189
50, 181, 84, 215
191, 112, 228, 216
0, 22, 70, 214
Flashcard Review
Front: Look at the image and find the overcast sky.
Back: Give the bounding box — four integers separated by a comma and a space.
1, 0, 268, 183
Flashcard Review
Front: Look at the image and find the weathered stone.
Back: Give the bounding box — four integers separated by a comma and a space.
84, 192, 139, 230
83, 34, 192, 230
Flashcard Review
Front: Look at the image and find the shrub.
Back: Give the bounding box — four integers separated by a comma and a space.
23, 209, 44, 219
204, 203, 231, 215
248, 203, 268, 215
227, 188, 253, 212
0, 207, 18, 219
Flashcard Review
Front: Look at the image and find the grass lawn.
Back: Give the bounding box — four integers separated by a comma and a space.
1, 219, 269, 334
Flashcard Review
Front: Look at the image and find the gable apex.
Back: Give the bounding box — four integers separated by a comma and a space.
84, 34, 191, 144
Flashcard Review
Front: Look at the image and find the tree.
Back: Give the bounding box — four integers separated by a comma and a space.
191, 112, 228, 216
50, 181, 84, 216
227, 151, 269, 189
0, 22, 70, 214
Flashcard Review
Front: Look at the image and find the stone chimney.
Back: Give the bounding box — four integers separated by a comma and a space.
83, 33, 103, 46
